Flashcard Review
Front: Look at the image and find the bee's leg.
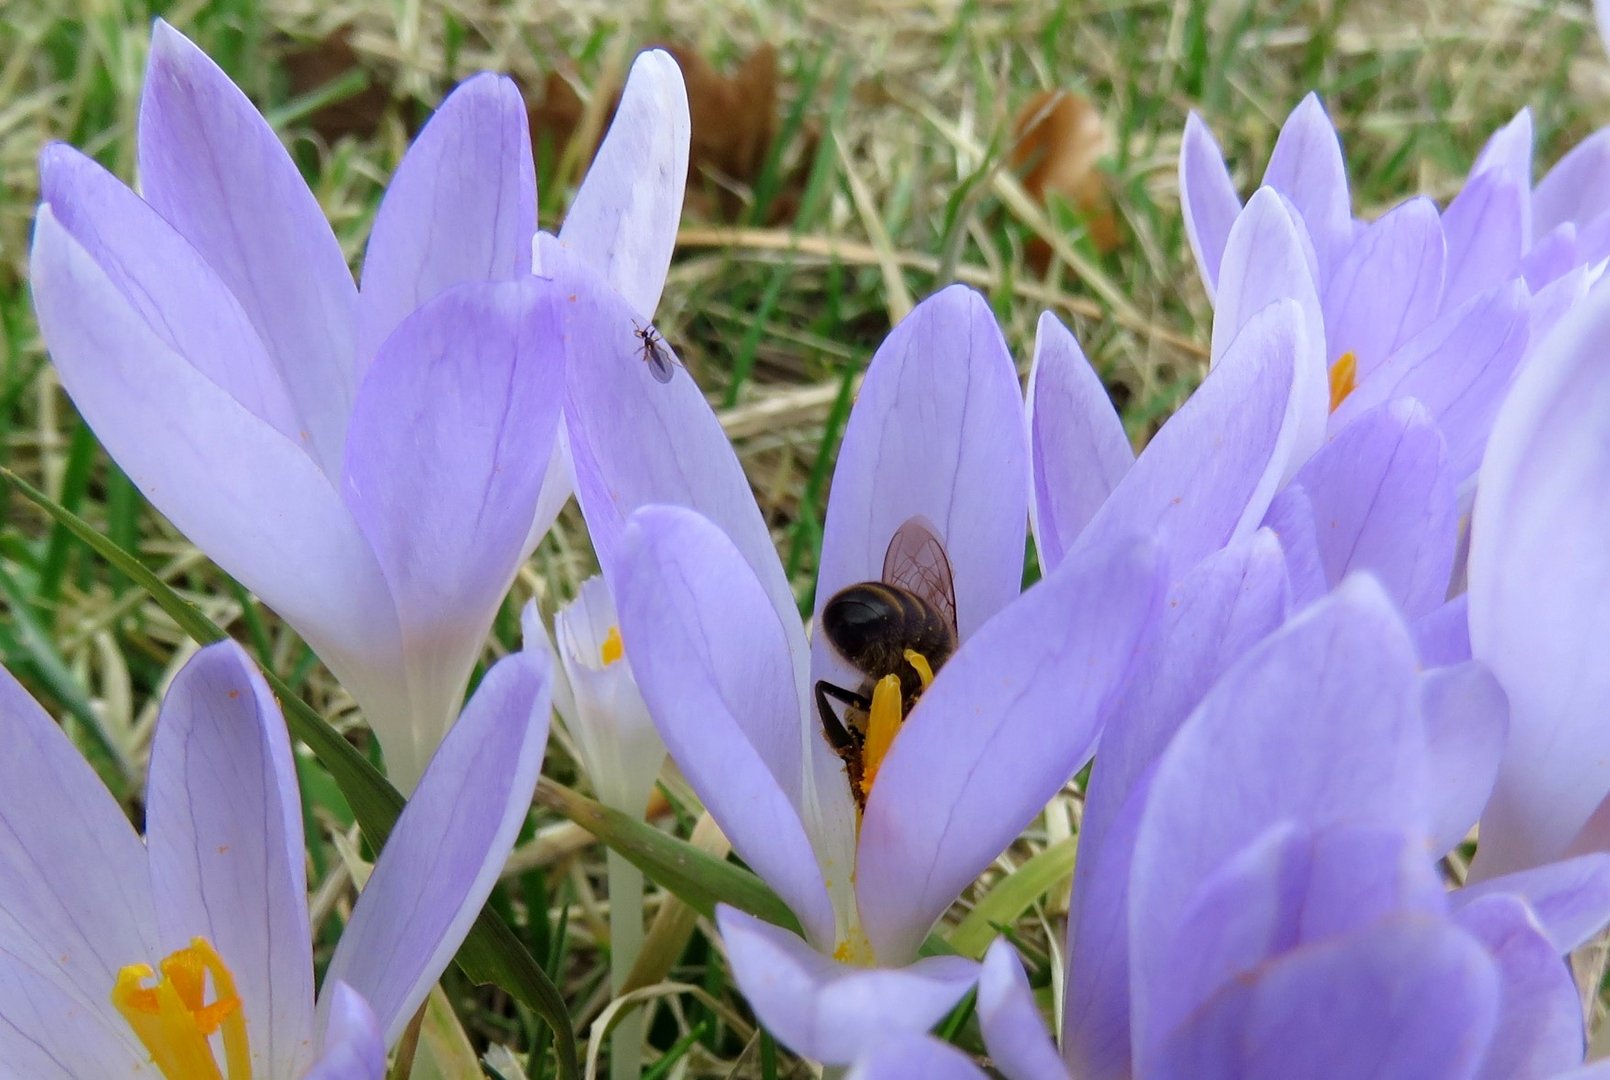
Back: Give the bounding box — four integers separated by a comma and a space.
814, 680, 870, 751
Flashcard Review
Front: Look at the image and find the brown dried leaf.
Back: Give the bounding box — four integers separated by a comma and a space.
1010, 90, 1121, 268
281, 29, 395, 142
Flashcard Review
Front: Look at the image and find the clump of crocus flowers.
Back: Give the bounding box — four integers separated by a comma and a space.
11, 20, 1610, 1080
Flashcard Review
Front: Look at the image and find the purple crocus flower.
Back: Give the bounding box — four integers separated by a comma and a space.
546, 265, 1166, 1062
28, 22, 688, 789
1031, 274, 1518, 1075
1468, 277, 1610, 878
850, 579, 1610, 1080
0, 638, 550, 1078
1181, 99, 1541, 491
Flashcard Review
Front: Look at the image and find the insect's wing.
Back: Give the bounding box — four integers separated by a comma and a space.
647, 343, 677, 383
881, 514, 958, 635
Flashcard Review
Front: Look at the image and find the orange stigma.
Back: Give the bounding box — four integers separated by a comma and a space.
1328, 350, 1357, 413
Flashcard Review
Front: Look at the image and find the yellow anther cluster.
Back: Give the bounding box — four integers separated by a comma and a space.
1329, 350, 1358, 413
112, 938, 251, 1080
600, 625, 626, 667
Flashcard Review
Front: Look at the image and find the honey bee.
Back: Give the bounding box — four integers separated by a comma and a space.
814, 515, 958, 808
633, 320, 677, 383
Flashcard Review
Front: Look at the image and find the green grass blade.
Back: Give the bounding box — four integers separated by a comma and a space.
1, 467, 582, 1080
534, 778, 802, 936
946, 837, 1076, 959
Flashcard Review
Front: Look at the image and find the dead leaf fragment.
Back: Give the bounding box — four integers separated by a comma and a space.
1010, 89, 1121, 267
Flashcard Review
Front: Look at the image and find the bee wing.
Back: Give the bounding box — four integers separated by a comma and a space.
881, 514, 958, 635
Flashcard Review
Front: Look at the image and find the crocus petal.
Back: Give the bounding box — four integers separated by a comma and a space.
977, 940, 1065, 1080
320, 651, 551, 1048
1130, 576, 1427, 1056
341, 277, 561, 786
145, 642, 314, 1077
1179, 111, 1243, 299
30, 206, 405, 743
1414, 596, 1472, 667
1531, 263, 1595, 347
1261, 93, 1352, 281
716, 906, 978, 1067
1155, 822, 1447, 1043
0, 946, 144, 1076
554, 576, 664, 814
846, 1034, 990, 1080
1027, 311, 1133, 571
1078, 528, 1292, 860
1331, 280, 1530, 482
613, 506, 838, 949
1456, 896, 1583, 1080
1472, 109, 1534, 197
0, 665, 155, 1034
1077, 299, 1304, 582
812, 285, 1028, 705
1208, 190, 1327, 473
1150, 917, 1498, 1080
1260, 485, 1326, 609
1441, 169, 1527, 311
1281, 398, 1456, 617
1557, 1063, 1610, 1080
556, 49, 690, 316
305, 983, 386, 1080
355, 73, 536, 370
1469, 282, 1610, 876
1524, 223, 1579, 292
37, 144, 302, 443
1063, 773, 1151, 1080
138, 20, 357, 476
1322, 197, 1446, 381
1420, 662, 1508, 856
1456, 854, 1610, 953
857, 532, 1161, 963
1063, 534, 1289, 1080
1535, 127, 1610, 239
548, 235, 802, 640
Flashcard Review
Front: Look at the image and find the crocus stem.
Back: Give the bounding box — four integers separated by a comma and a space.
608, 847, 645, 1080
387, 1001, 427, 1080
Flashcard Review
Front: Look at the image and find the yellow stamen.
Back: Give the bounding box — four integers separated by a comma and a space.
112, 938, 252, 1080
599, 625, 625, 667
1328, 350, 1357, 412
859, 673, 905, 799
903, 649, 934, 690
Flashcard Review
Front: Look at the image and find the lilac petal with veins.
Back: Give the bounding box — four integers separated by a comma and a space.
146, 642, 315, 1077
613, 506, 839, 949
1261, 93, 1353, 282
1129, 578, 1426, 1057
139, 20, 358, 476
1321, 197, 1445, 382
977, 940, 1066, 1080
1149, 917, 1498, 1080
1331, 280, 1529, 483
716, 906, 978, 1066
319, 652, 550, 1046
558, 49, 690, 317
1456, 895, 1584, 1080
1027, 311, 1133, 572
1470, 283, 1610, 876
356, 73, 536, 370
1079, 299, 1304, 582
1179, 111, 1242, 298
